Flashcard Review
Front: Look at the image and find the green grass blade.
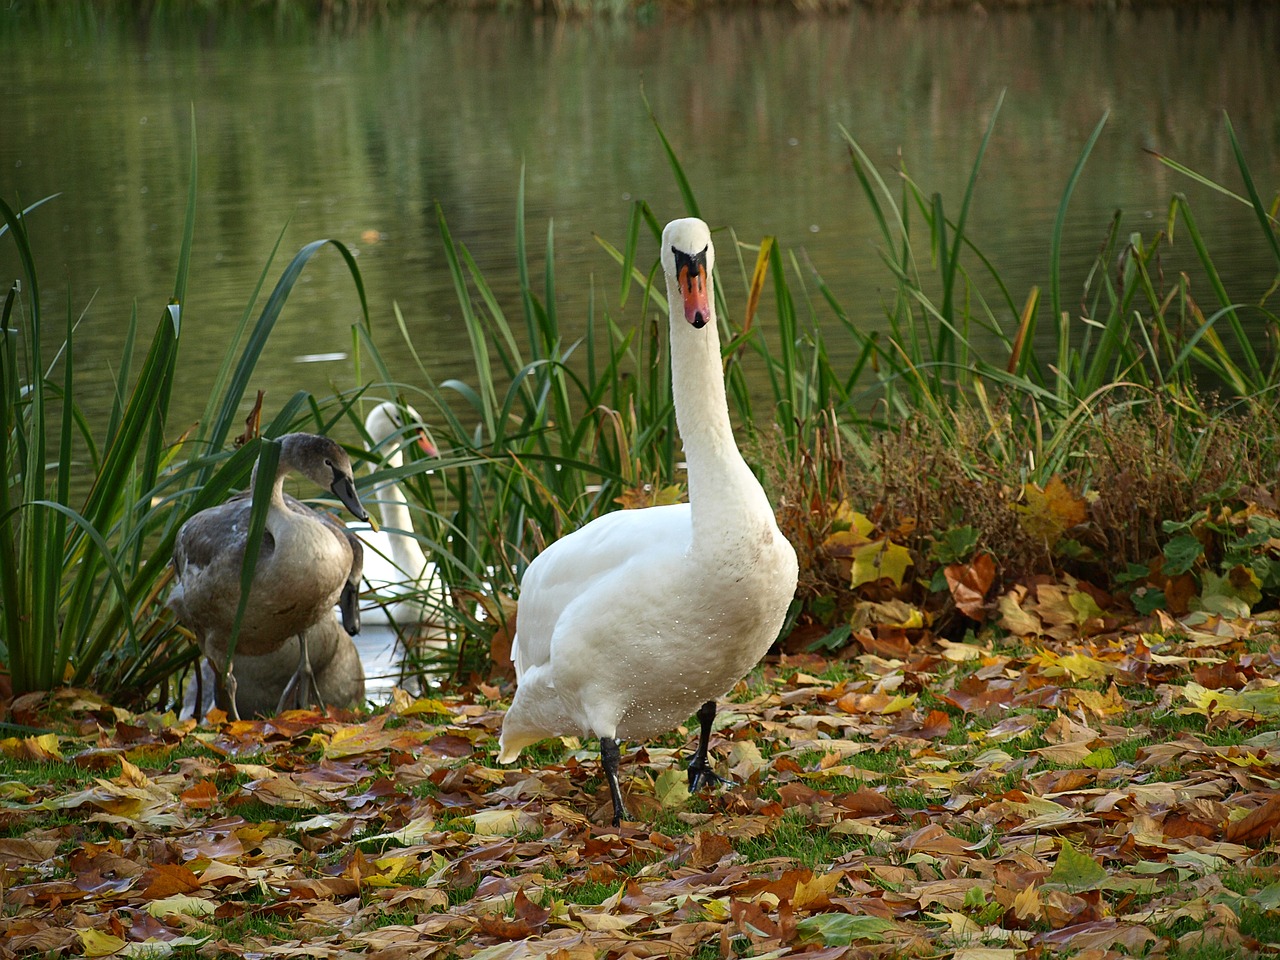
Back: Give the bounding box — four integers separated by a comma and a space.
1224, 113, 1280, 272
223, 438, 279, 680
644, 91, 700, 219
1049, 111, 1109, 364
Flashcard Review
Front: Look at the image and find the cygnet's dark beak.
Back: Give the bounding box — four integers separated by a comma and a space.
331, 471, 369, 523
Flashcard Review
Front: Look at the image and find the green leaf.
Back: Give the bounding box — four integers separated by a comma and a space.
931, 525, 980, 565
795, 913, 895, 945
1082, 747, 1116, 769
654, 768, 690, 812
1047, 839, 1108, 892
1163, 533, 1204, 576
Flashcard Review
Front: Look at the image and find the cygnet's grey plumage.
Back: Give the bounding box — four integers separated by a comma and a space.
181, 613, 366, 719
169, 432, 369, 717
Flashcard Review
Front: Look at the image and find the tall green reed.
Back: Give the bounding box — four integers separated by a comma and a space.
0, 122, 377, 704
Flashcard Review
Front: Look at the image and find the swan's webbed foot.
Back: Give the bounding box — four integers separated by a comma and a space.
600, 736, 630, 827
686, 699, 733, 792
687, 756, 735, 793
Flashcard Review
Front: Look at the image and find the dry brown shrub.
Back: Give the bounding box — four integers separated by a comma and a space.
758, 394, 1280, 627
1075, 397, 1280, 570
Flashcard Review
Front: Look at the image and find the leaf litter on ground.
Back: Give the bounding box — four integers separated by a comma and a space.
3, 606, 1280, 959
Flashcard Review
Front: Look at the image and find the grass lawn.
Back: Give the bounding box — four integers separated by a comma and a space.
3, 605, 1280, 959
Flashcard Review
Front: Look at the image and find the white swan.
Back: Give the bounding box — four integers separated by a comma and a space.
169, 433, 368, 719
348, 402, 451, 639
498, 218, 798, 825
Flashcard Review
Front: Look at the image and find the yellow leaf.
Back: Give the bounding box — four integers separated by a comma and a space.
1069, 687, 1127, 718
121, 936, 208, 958
400, 697, 453, 717
1031, 649, 1115, 682
925, 911, 983, 937
372, 856, 416, 881
850, 539, 913, 589
793, 869, 843, 909
654, 768, 690, 811
79, 928, 127, 957
828, 503, 875, 537
1034, 741, 1097, 765
938, 640, 986, 661
117, 757, 149, 788
145, 894, 216, 919
829, 819, 894, 841
1178, 682, 1280, 720
361, 815, 437, 844
466, 809, 536, 836
997, 590, 1043, 637
1018, 476, 1086, 545
576, 910, 646, 931
727, 740, 767, 778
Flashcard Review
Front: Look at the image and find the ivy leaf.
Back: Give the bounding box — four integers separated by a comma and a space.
1163, 533, 1204, 576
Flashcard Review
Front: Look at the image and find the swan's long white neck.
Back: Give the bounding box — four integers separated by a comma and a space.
665, 266, 770, 545
369, 434, 427, 573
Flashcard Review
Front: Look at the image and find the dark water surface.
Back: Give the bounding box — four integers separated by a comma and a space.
3, 5, 1278, 432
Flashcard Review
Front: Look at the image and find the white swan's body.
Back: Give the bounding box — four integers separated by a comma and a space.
169, 433, 368, 718
498, 218, 798, 823
347, 402, 451, 637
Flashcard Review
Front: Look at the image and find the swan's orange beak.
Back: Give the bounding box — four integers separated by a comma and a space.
416, 428, 438, 458
674, 245, 711, 329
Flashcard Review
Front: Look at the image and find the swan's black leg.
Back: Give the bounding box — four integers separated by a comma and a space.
687, 699, 731, 792
600, 737, 629, 827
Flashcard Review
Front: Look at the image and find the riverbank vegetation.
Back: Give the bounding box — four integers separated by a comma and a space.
9, 100, 1277, 703
3, 101, 1280, 955
0, 0, 1262, 28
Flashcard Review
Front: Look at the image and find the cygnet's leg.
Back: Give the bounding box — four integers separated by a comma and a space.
277, 633, 325, 714
687, 700, 731, 792
600, 737, 629, 827
213, 657, 241, 722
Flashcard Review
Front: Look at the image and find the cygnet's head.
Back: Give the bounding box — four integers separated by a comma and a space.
278, 432, 368, 522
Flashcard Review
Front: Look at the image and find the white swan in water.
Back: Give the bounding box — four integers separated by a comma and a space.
349, 401, 451, 639
498, 218, 798, 825
169, 433, 368, 719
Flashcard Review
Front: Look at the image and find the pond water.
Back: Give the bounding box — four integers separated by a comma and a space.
2, 4, 1277, 435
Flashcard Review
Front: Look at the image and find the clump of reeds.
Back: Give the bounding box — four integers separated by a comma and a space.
4, 98, 1278, 706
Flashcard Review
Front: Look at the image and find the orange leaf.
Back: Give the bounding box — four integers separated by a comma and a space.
944, 552, 996, 621
139, 864, 202, 900
179, 781, 218, 809
1225, 793, 1280, 846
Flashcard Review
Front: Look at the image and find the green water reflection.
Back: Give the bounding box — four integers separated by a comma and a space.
2, 5, 1277, 433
